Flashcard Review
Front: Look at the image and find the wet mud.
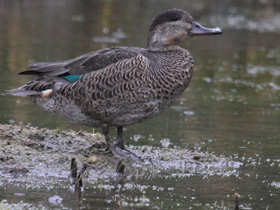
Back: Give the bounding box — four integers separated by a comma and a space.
0, 124, 241, 189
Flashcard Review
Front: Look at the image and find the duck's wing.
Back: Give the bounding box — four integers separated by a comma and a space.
19, 47, 143, 78
8, 47, 146, 97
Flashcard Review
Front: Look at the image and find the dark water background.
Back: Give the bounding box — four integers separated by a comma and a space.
0, 0, 279, 209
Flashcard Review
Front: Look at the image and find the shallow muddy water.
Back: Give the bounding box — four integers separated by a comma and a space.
0, 0, 280, 209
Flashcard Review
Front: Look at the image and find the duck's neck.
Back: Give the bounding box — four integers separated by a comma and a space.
147, 42, 180, 51
147, 30, 181, 52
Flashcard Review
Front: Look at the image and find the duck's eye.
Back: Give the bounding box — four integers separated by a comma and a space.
171, 15, 181, 21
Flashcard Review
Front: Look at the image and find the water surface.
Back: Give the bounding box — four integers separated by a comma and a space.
0, 0, 280, 209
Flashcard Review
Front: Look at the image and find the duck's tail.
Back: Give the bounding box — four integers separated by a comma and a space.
7, 87, 53, 98
7, 76, 68, 98
7, 88, 42, 97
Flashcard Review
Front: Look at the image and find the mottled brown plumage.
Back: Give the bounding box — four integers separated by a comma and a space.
8, 9, 222, 158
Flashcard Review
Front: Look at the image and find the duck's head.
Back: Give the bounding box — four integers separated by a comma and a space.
147, 9, 222, 51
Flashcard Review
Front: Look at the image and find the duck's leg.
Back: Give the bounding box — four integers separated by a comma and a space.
116, 126, 125, 149
102, 123, 114, 151
102, 124, 139, 159
116, 126, 141, 159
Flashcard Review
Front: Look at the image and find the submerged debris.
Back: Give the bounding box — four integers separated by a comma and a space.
76, 163, 88, 187
70, 158, 78, 183
116, 160, 125, 174
69, 157, 88, 189
234, 192, 240, 210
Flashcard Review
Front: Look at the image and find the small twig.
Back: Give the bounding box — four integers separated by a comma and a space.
116, 160, 122, 172
75, 163, 88, 187
116, 160, 125, 174
69, 158, 77, 183
234, 192, 240, 210
69, 158, 88, 188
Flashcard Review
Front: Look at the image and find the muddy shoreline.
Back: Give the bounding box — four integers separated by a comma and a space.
0, 124, 241, 188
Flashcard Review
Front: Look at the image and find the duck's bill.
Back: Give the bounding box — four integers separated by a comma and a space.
188, 21, 222, 36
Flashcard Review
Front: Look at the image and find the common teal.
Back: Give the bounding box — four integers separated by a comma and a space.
9, 9, 222, 158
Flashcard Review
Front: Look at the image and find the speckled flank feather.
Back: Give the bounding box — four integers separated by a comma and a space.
34, 49, 194, 127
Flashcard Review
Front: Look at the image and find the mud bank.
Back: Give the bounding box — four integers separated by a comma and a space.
0, 124, 241, 188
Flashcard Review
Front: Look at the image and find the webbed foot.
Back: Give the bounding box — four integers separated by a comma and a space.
108, 143, 140, 159
102, 124, 140, 159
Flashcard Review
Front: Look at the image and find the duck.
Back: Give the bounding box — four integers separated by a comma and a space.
8, 9, 222, 159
